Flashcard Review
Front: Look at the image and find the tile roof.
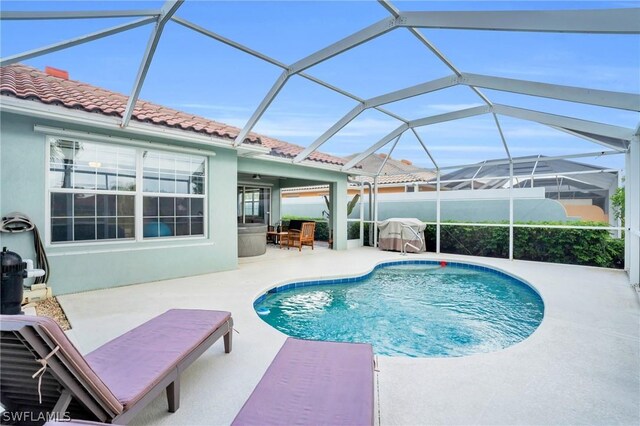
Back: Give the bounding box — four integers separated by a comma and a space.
0, 64, 346, 166
372, 171, 436, 185
344, 153, 436, 184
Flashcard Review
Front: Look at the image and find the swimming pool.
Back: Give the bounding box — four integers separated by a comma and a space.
254, 260, 544, 357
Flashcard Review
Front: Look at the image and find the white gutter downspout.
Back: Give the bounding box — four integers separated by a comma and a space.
373, 176, 379, 248
436, 169, 441, 254
509, 161, 514, 261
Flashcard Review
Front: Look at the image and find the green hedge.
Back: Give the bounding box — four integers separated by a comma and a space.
284, 217, 623, 269
282, 216, 329, 241
348, 222, 360, 240
347, 222, 375, 245
425, 221, 624, 269
424, 224, 508, 258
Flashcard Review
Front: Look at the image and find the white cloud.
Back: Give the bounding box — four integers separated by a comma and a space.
171, 100, 402, 141
406, 144, 506, 153
170, 99, 610, 161
175, 103, 252, 113
502, 126, 564, 139
487, 64, 640, 92
219, 117, 247, 128
253, 118, 330, 138
336, 118, 400, 138
415, 103, 484, 115
249, 115, 397, 140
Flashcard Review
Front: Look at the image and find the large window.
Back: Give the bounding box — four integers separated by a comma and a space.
48, 138, 207, 244
142, 152, 205, 238
51, 193, 135, 242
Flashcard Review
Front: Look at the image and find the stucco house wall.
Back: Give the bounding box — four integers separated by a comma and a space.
0, 112, 348, 294
0, 64, 355, 295
0, 112, 239, 294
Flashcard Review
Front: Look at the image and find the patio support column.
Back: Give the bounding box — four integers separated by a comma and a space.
359, 180, 364, 246
616, 171, 624, 238
373, 176, 379, 248
608, 176, 619, 230
436, 169, 441, 254
626, 138, 640, 286
330, 178, 348, 250
509, 161, 514, 260
271, 185, 282, 226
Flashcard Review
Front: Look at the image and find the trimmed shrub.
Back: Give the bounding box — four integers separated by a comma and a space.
426, 221, 624, 269
283, 217, 624, 269
606, 237, 625, 269
348, 222, 360, 240
347, 222, 375, 246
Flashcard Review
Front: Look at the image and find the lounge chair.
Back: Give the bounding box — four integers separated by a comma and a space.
282, 221, 316, 251
0, 309, 233, 425
232, 337, 374, 426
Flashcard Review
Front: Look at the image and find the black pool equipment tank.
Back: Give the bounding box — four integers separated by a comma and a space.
1, 247, 26, 314
0, 247, 46, 314
0, 212, 50, 285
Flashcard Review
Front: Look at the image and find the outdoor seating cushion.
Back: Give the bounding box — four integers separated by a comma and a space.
287, 219, 306, 231
232, 337, 374, 426
84, 309, 232, 408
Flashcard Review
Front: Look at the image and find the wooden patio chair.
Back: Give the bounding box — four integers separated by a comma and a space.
284, 221, 316, 251
266, 225, 276, 245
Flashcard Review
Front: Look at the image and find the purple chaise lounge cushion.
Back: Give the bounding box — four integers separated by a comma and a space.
232, 338, 374, 426
85, 309, 231, 408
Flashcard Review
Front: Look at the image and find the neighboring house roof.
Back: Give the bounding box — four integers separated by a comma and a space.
281, 154, 436, 195
344, 153, 436, 185
440, 155, 618, 192
0, 64, 346, 166
281, 185, 330, 194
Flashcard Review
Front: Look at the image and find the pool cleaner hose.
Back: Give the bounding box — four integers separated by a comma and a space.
0, 212, 50, 284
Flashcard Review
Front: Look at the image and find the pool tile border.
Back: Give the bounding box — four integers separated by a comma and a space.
254, 259, 539, 308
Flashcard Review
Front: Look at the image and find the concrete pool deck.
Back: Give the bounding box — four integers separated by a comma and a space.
58, 247, 640, 425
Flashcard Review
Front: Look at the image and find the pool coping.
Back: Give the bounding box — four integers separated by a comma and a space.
253, 257, 545, 307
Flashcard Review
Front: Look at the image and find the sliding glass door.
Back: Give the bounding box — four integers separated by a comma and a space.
237, 186, 271, 224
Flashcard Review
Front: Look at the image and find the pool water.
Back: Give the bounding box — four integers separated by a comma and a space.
254, 262, 544, 357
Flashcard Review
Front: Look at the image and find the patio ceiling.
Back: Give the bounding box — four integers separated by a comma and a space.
1, 0, 639, 177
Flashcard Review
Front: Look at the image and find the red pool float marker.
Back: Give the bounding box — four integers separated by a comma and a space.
440, 261, 447, 267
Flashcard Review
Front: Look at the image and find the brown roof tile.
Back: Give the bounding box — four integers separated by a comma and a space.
344, 153, 436, 184
0, 64, 346, 166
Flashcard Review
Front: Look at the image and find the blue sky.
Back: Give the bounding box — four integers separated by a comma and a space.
2, 0, 639, 171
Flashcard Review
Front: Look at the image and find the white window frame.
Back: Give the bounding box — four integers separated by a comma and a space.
45, 136, 208, 247
139, 149, 208, 241
237, 184, 272, 225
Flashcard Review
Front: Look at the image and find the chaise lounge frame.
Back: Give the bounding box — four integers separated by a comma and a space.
0, 310, 233, 425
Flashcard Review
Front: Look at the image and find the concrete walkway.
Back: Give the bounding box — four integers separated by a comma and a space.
58, 247, 640, 425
